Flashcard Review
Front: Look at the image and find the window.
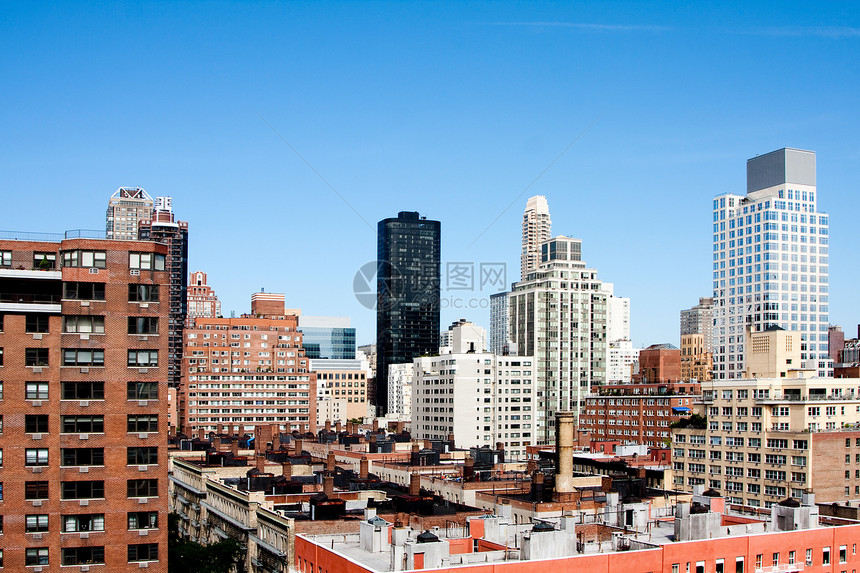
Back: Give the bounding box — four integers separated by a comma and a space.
129, 252, 165, 270
26, 514, 49, 532
25, 314, 50, 333
26, 548, 49, 566
0, 250, 10, 266
128, 543, 159, 562
128, 415, 158, 433
127, 479, 158, 498
128, 284, 159, 302
824, 547, 831, 565
61, 448, 104, 467
63, 316, 105, 333
62, 547, 105, 566
806, 549, 813, 566
128, 447, 158, 465
128, 381, 158, 400
840, 545, 847, 563
63, 514, 105, 532
61, 416, 104, 433
61, 480, 104, 499
62, 381, 104, 400
736, 557, 744, 573
25, 481, 49, 499
33, 252, 56, 270
26, 381, 49, 400
63, 349, 104, 366
25, 448, 49, 466
128, 350, 158, 367
64, 282, 106, 300
25, 348, 49, 366
128, 317, 159, 334
128, 511, 158, 530
25, 415, 49, 433
62, 250, 106, 268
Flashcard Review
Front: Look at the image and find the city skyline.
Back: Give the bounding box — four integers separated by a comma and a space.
2, 2, 859, 348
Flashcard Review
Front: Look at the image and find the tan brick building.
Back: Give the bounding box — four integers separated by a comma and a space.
0, 235, 168, 571
181, 293, 316, 435
681, 333, 713, 382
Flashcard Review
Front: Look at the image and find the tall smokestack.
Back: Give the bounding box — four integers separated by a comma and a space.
554, 411, 575, 497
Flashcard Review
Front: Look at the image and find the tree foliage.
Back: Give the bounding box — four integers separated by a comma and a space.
669, 413, 707, 429
169, 514, 245, 573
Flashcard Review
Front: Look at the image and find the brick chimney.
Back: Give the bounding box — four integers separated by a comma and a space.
256, 454, 266, 473
325, 420, 331, 432
336, 421, 342, 433
323, 475, 335, 497
372, 419, 379, 432
282, 461, 292, 480
346, 421, 354, 434
396, 421, 404, 434
326, 451, 336, 472
216, 423, 223, 435
231, 439, 239, 456
360, 457, 369, 480
197, 427, 206, 440
409, 472, 421, 496
212, 436, 222, 451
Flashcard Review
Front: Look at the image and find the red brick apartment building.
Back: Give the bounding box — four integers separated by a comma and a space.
0, 235, 167, 571
580, 381, 701, 446
181, 292, 317, 435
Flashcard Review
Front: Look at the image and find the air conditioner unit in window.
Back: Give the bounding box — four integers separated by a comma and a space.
130, 269, 141, 276
89, 268, 99, 274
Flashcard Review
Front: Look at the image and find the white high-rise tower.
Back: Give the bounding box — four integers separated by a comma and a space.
712, 148, 831, 379
521, 195, 551, 280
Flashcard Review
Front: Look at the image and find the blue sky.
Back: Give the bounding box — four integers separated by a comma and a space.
2, 1, 859, 347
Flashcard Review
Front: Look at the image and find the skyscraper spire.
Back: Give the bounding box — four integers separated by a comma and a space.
521, 195, 551, 280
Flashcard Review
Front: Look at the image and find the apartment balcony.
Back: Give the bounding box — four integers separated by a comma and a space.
0, 273, 63, 312
0, 268, 61, 279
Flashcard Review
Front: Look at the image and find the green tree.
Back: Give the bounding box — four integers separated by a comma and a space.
169, 514, 244, 573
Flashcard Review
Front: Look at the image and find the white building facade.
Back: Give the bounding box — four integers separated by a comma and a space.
387, 362, 414, 420
412, 322, 537, 459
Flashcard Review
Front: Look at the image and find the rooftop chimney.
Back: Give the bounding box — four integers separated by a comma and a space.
217, 423, 224, 435
553, 411, 576, 500
231, 439, 239, 456
197, 427, 206, 441
325, 420, 332, 432
294, 438, 303, 455
327, 451, 336, 472
396, 421, 404, 434
323, 475, 335, 497
463, 456, 475, 482
372, 419, 379, 432
282, 461, 292, 480
360, 457, 369, 480
409, 472, 421, 496
256, 454, 266, 473
336, 421, 343, 433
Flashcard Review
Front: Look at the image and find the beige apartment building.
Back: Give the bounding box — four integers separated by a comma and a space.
672, 328, 860, 507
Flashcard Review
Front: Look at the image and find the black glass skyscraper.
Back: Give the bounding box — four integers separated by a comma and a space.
376, 211, 441, 415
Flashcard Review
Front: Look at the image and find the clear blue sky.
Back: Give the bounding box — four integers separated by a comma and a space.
2, 1, 859, 347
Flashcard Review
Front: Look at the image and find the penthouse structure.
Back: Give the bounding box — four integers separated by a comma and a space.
181, 293, 316, 435
0, 233, 168, 571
